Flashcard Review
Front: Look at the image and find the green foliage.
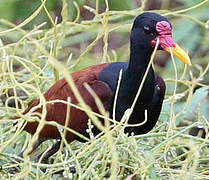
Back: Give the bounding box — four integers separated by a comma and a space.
0, 0, 60, 28
0, 0, 16, 21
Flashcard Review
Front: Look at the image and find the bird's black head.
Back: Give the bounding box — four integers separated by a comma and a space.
131, 12, 171, 51
130, 12, 191, 65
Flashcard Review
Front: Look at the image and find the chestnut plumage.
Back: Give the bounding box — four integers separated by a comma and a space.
18, 12, 191, 162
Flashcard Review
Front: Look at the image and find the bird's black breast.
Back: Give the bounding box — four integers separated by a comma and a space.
98, 62, 155, 122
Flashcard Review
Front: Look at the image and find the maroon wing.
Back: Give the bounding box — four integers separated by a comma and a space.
23, 63, 113, 142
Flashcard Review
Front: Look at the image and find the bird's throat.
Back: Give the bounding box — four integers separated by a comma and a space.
128, 45, 153, 73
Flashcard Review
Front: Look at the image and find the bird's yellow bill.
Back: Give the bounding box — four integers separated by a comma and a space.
165, 44, 191, 66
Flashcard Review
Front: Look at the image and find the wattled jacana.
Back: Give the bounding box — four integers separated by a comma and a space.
18, 12, 191, 163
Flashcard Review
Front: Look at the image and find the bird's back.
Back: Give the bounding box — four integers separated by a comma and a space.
23, 63, 114, 142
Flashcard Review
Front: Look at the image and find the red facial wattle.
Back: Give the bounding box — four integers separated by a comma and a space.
151, 21, 176, 49
151, 21, 191, 66
152, 35, 177, 50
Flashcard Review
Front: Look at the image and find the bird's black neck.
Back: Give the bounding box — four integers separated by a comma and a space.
123, 42, 154, 86
128, 42, 153, 73
115, 43, 155, 121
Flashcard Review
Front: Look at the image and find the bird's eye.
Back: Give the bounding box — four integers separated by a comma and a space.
143, 26, 155, 36
143, 26, 151, 34
156, 85, 161, 91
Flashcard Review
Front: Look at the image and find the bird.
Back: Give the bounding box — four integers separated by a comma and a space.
17, 12, 191, 163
